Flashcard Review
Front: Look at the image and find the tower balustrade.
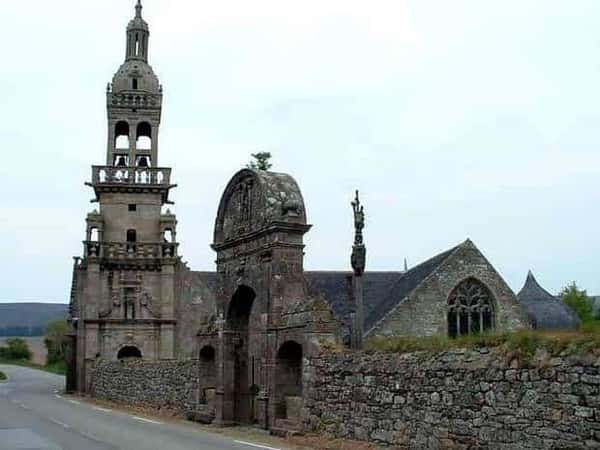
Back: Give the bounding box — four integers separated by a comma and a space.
92, 166, 171, 186
84, 241, 178, 260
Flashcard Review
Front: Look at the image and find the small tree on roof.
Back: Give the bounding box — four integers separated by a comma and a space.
247, 152, 272, 171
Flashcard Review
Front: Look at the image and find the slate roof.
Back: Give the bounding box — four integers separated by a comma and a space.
517, 271, 581, 331
305, 244, 459, 334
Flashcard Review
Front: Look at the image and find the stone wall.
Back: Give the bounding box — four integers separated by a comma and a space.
91, 359, 199, 414
304, 348, 600, 449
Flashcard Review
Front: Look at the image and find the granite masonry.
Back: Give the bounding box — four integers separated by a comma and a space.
303, 348, 600, 449
91, 360, 201, 414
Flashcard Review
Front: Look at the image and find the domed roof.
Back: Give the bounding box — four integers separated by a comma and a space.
111, 60, 160, 94
214, 169, 309, 245
517, 271, 581, 330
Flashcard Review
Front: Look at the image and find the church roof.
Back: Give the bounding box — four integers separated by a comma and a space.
306, 244, 459, 334
517, 271, 581, 330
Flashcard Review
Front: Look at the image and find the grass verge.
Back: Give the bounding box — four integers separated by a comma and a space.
365, 329, 600, 358
0, 359, 66, 376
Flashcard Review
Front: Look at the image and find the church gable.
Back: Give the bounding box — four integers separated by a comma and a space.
367, 240, 530, 338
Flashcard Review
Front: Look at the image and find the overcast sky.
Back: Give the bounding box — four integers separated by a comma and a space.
1, 0, 599, 304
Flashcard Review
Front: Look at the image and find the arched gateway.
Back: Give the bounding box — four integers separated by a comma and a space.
205, 168, 337, 430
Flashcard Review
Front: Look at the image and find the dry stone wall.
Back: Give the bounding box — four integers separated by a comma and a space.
304, 348, 600, 449
91, 359, 199, 414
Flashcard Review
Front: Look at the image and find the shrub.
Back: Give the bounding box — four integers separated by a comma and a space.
0, 338, 33, 361
365, 329, 600, 358
0, 371, 6, 381
561, 282, 595, 323
44, 320, 70, 365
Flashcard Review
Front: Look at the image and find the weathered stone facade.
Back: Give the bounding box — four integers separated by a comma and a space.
304, 349, 600, 448
367, 240, 530, 338
206, 168, 338, 431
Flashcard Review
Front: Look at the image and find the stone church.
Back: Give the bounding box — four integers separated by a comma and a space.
68, 1, 545, 433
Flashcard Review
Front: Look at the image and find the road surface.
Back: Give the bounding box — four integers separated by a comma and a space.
0, 365, 284, 450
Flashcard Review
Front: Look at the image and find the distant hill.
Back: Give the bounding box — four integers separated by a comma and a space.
0, 303, 68, 337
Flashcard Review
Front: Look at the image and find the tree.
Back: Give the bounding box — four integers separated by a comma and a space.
0, 338, 32, 361
247, 152, 272, 171
561, 282, 594, 323
44, 320, 70, 365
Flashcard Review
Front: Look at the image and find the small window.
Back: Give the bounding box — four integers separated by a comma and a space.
128, 204, 137, 212
132, 79, 138, 90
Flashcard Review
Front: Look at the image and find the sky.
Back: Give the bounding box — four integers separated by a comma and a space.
1, 0, 599, 304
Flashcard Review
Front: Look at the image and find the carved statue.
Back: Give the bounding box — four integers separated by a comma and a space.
351, 190, 366, 276
351, 190, 365, 246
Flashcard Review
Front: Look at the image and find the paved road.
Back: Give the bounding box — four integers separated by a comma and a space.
0, 365, 283, 450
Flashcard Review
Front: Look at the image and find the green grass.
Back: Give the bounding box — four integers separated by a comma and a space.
0, 359, 67, 376
0, 371, 6, 381
365, 329, 600, 359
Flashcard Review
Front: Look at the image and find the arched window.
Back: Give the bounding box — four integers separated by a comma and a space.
447, 278, 495, 338
136, 122, 152, 150
115, 121, 130, 149
89, 227, 99, 242
117, 346, 142, 360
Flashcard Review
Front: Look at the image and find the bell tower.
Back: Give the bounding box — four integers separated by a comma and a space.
69, 1, 179, 393
107, 0, 162, 169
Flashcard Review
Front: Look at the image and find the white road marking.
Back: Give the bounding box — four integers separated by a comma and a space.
67, 399, 81, 405
234, 440, 281, 450
50, 418, 70, 429
54, 394, 63, 399
132, 416, 163, 425
92, 406, 112, 413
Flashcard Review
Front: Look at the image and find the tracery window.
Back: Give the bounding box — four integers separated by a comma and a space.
447, 278, 495, 337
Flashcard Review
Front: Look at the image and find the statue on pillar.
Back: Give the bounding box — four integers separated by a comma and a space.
351, 190, 366, 276
350, 190, 366, 349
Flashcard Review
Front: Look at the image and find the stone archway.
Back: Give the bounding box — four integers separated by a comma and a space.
224, 285, 256, 424
274, 340, 303, 424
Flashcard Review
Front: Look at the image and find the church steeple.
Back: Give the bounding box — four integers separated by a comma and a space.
106, 0, 162, 168
126, 0, 150, 63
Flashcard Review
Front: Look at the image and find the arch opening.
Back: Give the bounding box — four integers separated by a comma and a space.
225, 286, 256, 424
115, 121, 130, 150
136, 122, 152, 150
447, 278, 495, 338
117, 345, 142, 360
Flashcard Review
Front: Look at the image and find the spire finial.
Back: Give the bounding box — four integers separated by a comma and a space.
135, 0, 143, 18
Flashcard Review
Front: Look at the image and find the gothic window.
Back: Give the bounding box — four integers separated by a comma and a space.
136, 122, 152, 150
115, 121, 130, 150
132, 78, 138, 90
447, 278, 495, 338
